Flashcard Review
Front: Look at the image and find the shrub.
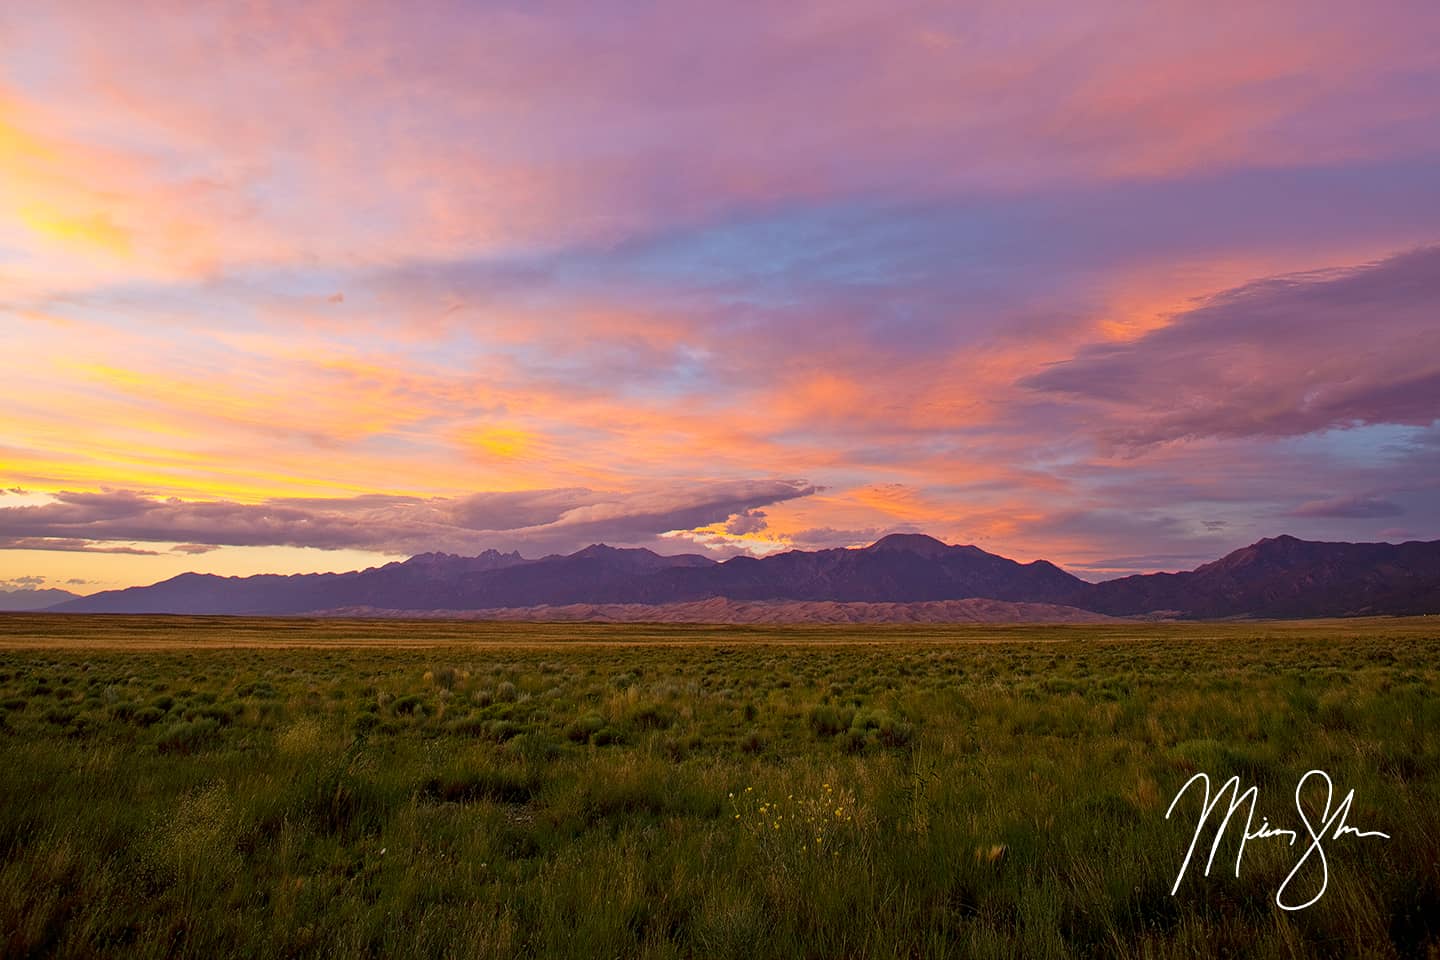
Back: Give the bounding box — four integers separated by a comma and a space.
851, 709, 912, 748
133, 706, 165, 727
591, 727, 622, 746
487, 719, 521, 742
505, 732, 562, 763
156, 718, 222, 754
566, 713, 606, 743
444, 714, 489, 737
876, 715, 915, 749
627, 702, 677, 731
420, 766, 540, 805
191, 704, 237, 725
392, 694, 425, 716
808, 704, 852, 737
65, 715, 99, 738
284, 752, 398, 839
235, 681, 278, 699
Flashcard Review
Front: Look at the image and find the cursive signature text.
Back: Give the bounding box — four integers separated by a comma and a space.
1165, 769, 1389, 911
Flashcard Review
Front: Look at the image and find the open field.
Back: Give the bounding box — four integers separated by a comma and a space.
1, 614, 1437, 958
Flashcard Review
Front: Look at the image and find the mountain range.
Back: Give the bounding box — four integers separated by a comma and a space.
41, 533, 1440, 621
0, 588, 82, 612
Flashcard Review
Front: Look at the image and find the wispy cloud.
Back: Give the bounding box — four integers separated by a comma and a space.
1285, 495, 1405, 519
0, 537, 161, 555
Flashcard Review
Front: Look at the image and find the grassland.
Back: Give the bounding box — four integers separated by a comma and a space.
0, 614, 1436, 959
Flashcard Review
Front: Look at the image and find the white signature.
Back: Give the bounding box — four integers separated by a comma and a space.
1166, 769, 1389, 911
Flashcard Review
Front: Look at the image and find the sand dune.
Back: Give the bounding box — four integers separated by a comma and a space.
315, 597, 1123, 624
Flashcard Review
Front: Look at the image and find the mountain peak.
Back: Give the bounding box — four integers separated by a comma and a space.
1214, 535, 1320, 566
405, 551, 459, 564
864, 533, 953, 557
405, 548, 524, 565
574, 543, 627, 558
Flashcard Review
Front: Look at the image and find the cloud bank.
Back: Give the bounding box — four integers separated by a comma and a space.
0, 482, 819, 558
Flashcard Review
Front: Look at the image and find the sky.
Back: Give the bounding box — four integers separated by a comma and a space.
2, 0, 1439, 594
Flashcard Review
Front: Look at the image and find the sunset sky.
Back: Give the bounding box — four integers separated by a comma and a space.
3, 0, 1439, 593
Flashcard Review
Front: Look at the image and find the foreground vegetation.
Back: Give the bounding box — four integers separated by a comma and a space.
0, 615, 1437, 958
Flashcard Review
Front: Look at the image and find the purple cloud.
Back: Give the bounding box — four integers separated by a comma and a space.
785, 527, 885, 549
0, 537, 161, 555
446, 489, 598, 532
0, 481, 818, 557
1023, 246, 1440, 446
1286, 494, 1404, 519
724, 509, 768, 535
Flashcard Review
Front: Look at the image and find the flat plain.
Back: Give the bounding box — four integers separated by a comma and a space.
1, 614, 1437, 958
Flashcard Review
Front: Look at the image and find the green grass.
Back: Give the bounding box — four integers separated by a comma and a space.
0, 614, 1437, 958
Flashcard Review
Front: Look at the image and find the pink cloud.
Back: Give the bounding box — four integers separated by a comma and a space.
6, 0, 1438, 293
1023, 247, 1440, 446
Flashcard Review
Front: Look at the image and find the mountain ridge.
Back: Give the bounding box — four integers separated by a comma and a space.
47, 534, 1440, 620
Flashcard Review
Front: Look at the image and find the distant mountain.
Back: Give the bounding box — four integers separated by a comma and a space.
53, 548, 529, 615
644, 534, 1085, 604
1075, 535, 1440, 618
46, 534, 1440, 620
50, 534, 1079, 614
0, 588, 82, 611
